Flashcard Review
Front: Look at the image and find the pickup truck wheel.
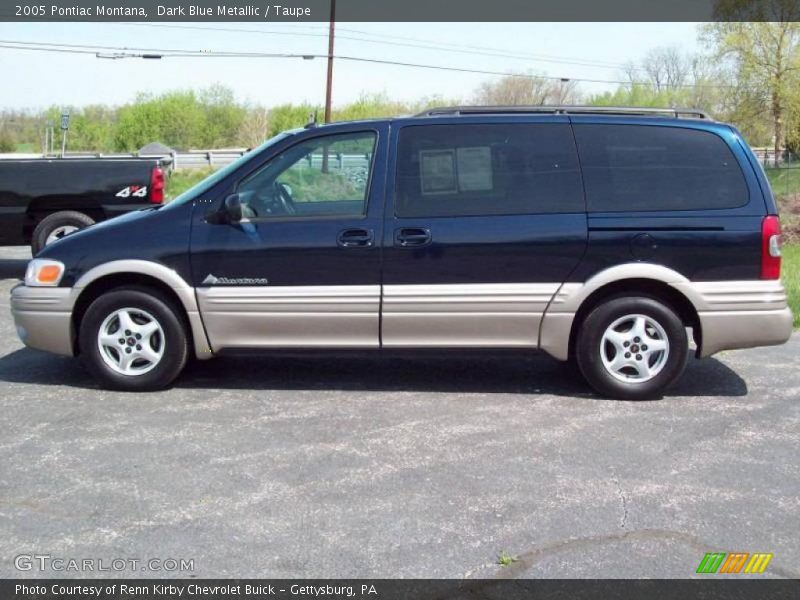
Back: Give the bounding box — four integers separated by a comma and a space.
31, 211, 95, 254
576, 296, 688, 401
79, 288, 188, 391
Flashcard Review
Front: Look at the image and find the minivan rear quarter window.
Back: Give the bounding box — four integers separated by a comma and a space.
395, 123, 584, 217
573, 124, 748, 212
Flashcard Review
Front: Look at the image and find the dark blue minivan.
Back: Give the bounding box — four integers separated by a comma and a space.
11, 106, 793, 399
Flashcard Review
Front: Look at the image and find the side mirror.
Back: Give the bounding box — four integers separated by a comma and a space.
224, 194, 242, 224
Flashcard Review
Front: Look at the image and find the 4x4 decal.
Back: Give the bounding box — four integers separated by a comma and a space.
115, 185, 148, 198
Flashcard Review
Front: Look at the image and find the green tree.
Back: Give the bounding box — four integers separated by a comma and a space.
703, 16, 800, 160
237, 105, 271, 148
332, 92, 409, 120
69, 105, 116, 152
197, 84, 246, 148
0, 130, 16, 152
267, 103, 321, 136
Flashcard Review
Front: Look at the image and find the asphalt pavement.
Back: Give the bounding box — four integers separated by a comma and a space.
0, 246, 797, 579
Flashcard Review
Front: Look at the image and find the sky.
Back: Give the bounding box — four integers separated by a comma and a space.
0, 22, 703, 110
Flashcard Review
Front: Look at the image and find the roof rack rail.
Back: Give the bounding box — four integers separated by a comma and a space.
414, 105, 713, 120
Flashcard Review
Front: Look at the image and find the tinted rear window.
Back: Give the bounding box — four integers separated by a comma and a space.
395, 123, 584, 217
573, 124, 748, 212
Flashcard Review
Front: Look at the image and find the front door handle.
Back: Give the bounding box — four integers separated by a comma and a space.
395, 228, 432, 247
337, 228, 374, 248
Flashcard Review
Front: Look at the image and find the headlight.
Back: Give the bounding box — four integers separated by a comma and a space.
24, 259, 65, 287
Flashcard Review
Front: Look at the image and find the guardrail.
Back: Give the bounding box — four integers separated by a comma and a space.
0, 148, 376, 170
168, 150, 248, 169
0, 150, 249, 169
0, 150, 374, 171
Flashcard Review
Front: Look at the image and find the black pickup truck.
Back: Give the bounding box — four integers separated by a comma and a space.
0, 157, 166, 254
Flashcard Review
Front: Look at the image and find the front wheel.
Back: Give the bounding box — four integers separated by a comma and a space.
79, 287, 188, 391
576, 296, 688, 400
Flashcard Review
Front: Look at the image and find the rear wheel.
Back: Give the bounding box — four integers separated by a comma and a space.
31, 210, 95, 254
79, 287, 188, 391
576, 296, 688, 400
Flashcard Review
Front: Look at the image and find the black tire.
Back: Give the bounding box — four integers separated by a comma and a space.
575, 296, 688, 400
31, 210, 95, 255
78, 287, 188, 391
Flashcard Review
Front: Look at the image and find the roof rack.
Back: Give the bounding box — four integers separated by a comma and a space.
414, 105, 713, 120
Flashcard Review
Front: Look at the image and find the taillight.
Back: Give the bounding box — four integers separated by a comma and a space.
150, 166, 164, 204
761, 215, 782, 280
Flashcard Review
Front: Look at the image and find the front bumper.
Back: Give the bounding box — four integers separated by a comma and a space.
10, 284, 76, 357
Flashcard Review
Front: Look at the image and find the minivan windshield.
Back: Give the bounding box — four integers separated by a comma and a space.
167, 132, 293, 206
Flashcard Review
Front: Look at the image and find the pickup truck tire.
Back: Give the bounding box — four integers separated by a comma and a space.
79, 287, 189, 392
576, 296, 688, 401
31, 210, 95, 255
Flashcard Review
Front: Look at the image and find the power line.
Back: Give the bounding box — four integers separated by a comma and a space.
0, 39, 744, 90
0, 43, 96, 56
0, 40, 322, 59
118, 22, 645, 72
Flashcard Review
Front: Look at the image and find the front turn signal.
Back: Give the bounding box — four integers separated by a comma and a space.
25, 259, 65, 287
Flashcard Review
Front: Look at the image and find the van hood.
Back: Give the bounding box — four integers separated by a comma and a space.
36, 202, 195, 288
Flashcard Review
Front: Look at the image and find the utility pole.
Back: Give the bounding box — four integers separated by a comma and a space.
324, 0, 335, 124
321, 0, 336, 174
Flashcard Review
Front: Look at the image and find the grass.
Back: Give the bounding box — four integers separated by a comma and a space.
765, 166, 800, 199
497, 550, 518, 567
783, 244, 800, 329
164, 167, 217, 202
765, 166, 800, 245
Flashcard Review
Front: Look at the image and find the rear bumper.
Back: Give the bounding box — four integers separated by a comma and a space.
670, 280, 793, 357
10, 284, 76, 357
697, 307, 793, 357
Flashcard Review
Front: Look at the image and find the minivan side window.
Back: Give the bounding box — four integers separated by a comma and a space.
395, 124, 584, 217
237, 131, 376, 219
573, 124, 749, 212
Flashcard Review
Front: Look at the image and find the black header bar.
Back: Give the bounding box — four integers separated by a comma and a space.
3, 579, 800, 600
2, 0, 799, 22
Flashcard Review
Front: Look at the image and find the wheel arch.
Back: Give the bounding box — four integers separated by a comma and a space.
539, 264, 703, 361
71, 261, 212, 360
565, 278, 701, 361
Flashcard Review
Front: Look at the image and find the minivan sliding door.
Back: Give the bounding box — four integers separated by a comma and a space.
381, 119, 588, 347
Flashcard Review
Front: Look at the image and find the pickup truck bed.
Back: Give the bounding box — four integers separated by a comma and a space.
0, 157, 165, 253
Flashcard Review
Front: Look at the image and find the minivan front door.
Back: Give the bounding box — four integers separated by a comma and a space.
381, 119, 587, 347
190, 125, 387, 351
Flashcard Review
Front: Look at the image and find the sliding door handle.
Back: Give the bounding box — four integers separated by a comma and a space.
395, 228, 432, 247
